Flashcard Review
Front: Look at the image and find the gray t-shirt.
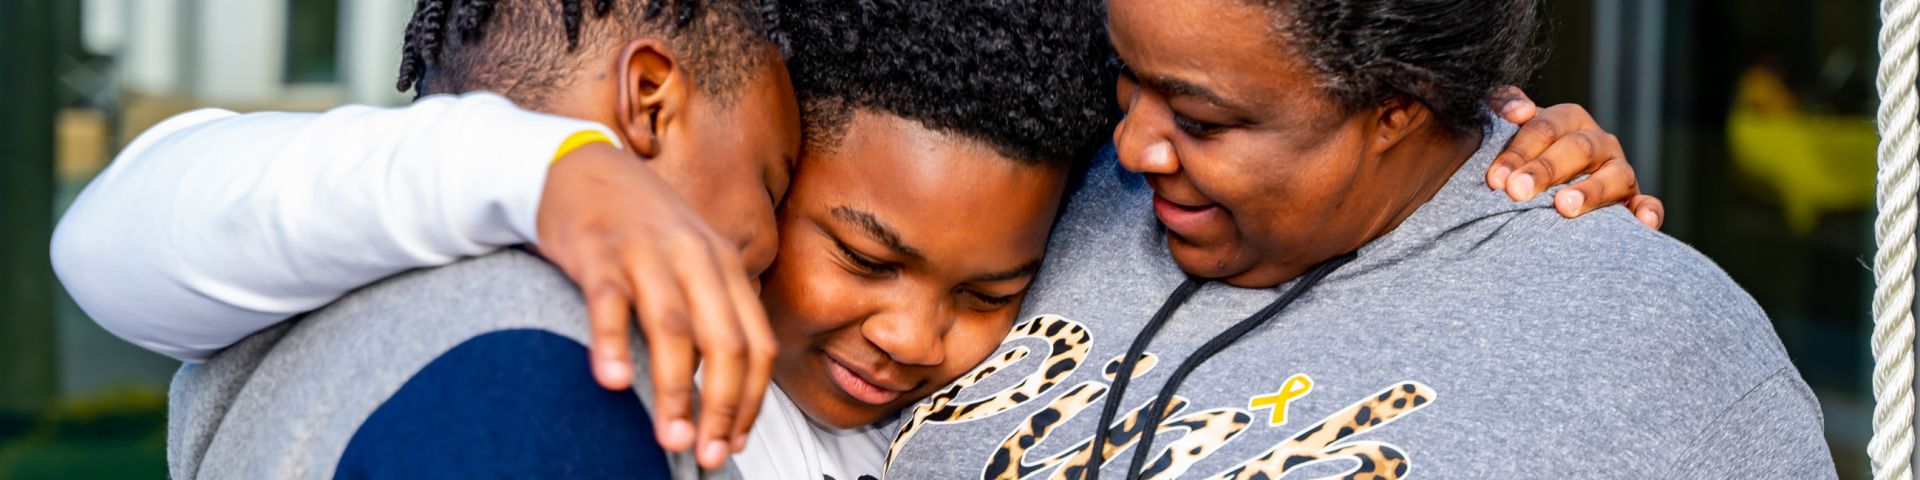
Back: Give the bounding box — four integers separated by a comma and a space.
166, 250, 721, 479
883, 121, 1835, 478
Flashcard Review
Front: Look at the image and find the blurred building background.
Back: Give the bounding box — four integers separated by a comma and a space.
1, 0, 411, 477
0, 0, 1894, 477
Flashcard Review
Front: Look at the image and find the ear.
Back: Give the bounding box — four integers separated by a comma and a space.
614, 38, 688, 159
1366, 96, 1429, 155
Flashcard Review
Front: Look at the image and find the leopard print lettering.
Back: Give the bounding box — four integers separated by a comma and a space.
1205, 382, 1434, 480
888, 315, 1093, 469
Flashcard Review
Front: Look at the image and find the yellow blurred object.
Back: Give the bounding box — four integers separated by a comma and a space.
55, 109, 110, 183
1726, 66, 1879, 233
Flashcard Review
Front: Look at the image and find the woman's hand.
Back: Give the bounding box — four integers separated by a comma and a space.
1485, 87, 1666, 229
536, 142, 776, 466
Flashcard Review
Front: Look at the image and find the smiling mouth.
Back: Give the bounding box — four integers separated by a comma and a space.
825, 357, 907, 406
1152, 195, 1223, 236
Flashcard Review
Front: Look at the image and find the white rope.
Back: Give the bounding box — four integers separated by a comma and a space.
1872, 0, 1919, 476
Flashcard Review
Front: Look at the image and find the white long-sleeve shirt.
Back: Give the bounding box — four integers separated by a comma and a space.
57, 93, 892, 480
51, 93, 618, 362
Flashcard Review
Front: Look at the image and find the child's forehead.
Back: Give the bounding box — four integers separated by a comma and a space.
796, 112, 1062, 255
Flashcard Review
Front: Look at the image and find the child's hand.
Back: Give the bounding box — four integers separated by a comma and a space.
536, 143, 777, 463
1483, 87, 1666, 229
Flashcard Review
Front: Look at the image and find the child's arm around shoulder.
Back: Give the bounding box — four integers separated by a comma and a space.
50, 93, 615, 362
56, 92, 780, 465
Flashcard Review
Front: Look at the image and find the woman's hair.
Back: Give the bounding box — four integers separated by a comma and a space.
1257, 0, 1542, 134
396, 0, 782, 109
779, 0, 1117, 168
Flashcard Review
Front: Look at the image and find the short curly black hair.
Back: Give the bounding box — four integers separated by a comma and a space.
1256, 0, 1542, 134
779, 0, 1116, 168
397, 0, 782, 109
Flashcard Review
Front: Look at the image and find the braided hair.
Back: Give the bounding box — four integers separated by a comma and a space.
396, 0, 780, 108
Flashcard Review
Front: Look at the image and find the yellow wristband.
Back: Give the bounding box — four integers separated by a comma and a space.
551, 130, 616, 165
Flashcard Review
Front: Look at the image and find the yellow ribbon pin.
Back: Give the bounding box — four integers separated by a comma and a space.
1247, 374, 1313, 426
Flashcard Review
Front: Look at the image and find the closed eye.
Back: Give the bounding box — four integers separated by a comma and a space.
1173, 113, 1227, 137
835, 240, 896, 277
968, 290, 1017, 308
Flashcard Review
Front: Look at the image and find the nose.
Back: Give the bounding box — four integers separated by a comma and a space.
737, 225, 777, 280
860, 294, 949, 367
1112, 87, 1180, 176
1115, 72, 1140, 116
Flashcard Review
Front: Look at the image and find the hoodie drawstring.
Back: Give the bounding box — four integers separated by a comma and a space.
1083, 277, 1203, 478
1085, 252, 1356, 480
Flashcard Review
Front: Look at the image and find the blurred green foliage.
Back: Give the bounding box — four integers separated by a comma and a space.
0, 388, 167, 479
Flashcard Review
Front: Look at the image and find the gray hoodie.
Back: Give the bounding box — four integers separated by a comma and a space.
882, 120, 1835, 479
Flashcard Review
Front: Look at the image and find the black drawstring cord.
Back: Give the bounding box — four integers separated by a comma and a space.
1084, 277, 1204, 480
1086, 253, 1358, 480
1122, 253, 1353, 480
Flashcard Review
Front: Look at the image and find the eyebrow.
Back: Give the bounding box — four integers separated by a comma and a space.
973, 259, 1044, 283
831, 206, 923, 260
1134, 71, 1249, 113
829, 205, 1044, 282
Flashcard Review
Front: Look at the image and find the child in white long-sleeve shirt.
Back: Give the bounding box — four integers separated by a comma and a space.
56, 0, 799, 472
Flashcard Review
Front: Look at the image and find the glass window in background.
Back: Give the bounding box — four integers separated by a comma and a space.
1537, 0, 1881, 477
285, 0, 342, 85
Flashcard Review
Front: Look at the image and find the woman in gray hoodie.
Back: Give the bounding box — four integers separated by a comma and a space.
882, 0, 1835, 478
